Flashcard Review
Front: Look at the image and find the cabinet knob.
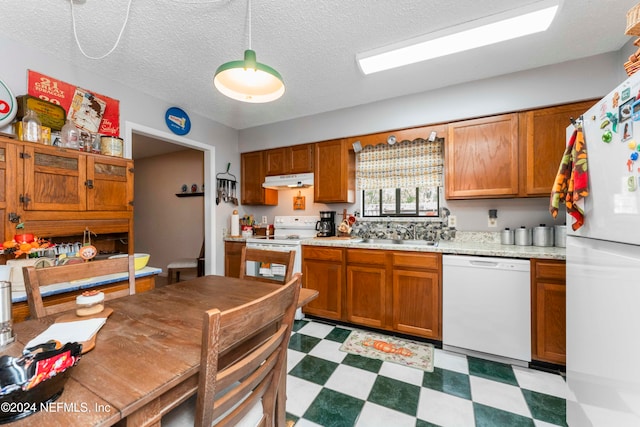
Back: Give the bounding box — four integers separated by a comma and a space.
85, 180, 94, 189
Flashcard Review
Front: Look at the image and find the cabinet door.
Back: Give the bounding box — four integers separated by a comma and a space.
346, 264, 386, 328
22, 145, 87, 211
531, 259, 566, 365
446, 114, 519, 199
314, 139, 355, 203
0, 141, 18, 243
302, 247, 343, 320
86, 156, 133, 211
241, 151, 277, 205
224, 241, 245, 278
520, 100, 597, 196
265, 147, 287, 176
392, 269, 441, 339
289, 144, 313, 173
533, 281, 566, 364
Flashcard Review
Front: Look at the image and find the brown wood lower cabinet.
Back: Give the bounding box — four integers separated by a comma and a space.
305, 245, 442, 340
392, 252, 441, 339
224, 240, 245, 278
531, 259, 566, 365
346, 249, 387, 328
302, 246, 344, 320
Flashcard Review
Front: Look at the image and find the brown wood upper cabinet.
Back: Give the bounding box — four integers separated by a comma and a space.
20, 145, 133, 211
446, 113, 519, 199
519, 100, 597, 196
0, 136, 134, 252
265, 144, 314, 176
22, 144, 133, 212
446, 101, 597, 199
314, 139, 355, 203
241, 151, 277, 205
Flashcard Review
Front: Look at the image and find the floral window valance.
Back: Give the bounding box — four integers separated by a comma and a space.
356, 137, 444, 190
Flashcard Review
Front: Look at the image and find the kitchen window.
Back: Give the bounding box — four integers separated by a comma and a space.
356, 136, 443, 217
362, 187, 439, 217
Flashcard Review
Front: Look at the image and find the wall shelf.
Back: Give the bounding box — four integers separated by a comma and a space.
175, 192, 204, 198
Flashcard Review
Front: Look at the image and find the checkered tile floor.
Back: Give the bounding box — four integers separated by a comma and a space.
286, 319, 568, 427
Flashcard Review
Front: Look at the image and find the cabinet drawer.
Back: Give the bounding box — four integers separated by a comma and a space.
392, 252, 440, 270
303, 246, 344, 262
535, 260, 566, 281
347, 249, 386, 265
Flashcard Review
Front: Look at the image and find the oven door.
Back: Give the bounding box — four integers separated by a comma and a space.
244, 242, 300, 282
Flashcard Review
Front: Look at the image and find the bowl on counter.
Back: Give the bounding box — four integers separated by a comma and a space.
108, 253, 150, 270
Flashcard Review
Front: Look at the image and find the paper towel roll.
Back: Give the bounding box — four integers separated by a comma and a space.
231, 211, 240, 237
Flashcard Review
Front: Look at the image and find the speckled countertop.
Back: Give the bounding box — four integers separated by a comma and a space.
224, 232, 565, 260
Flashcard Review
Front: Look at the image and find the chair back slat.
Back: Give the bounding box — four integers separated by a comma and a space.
23, 256, 136, 319
238, 247, 295, 285
194, 273, 301, 427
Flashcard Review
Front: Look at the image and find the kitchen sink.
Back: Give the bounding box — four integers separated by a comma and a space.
354, 238, 438, 246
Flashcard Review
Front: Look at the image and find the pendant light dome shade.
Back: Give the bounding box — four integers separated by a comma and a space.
214, 49, 285, 103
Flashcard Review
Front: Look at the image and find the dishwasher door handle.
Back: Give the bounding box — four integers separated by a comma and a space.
468, 260, 500, 268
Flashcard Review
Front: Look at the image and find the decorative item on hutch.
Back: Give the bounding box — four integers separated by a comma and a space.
625, 3, 640, 76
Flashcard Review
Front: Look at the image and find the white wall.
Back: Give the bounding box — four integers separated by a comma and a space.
135, 149, 204, 276
239, 50, 630, 232
0, 36, 239, 274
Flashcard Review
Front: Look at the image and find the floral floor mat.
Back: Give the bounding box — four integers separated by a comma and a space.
339, 329, 434, 372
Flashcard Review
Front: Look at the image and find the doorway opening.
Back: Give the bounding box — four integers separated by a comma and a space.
124, 122, 215, 277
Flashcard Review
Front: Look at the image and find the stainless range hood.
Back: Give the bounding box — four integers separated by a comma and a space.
262, 173, 314, 189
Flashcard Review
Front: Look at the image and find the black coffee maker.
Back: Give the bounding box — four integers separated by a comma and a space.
316, 211, 336, 237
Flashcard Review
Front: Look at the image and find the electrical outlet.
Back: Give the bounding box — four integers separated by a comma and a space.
222, 227, 228, 237
488, 217, 497, 227
448, 215, 457, 228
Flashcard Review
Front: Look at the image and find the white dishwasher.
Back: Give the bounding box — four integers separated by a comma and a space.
442, 255, 531, 365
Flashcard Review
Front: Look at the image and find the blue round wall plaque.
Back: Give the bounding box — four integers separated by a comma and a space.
165, 107, 191, 135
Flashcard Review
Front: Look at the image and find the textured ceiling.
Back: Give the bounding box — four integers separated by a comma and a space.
0, 0, 636, 131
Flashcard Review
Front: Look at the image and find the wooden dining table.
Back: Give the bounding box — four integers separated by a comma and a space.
2, 275, 318, 427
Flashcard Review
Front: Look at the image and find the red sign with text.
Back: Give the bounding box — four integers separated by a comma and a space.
27, 70, 120, 136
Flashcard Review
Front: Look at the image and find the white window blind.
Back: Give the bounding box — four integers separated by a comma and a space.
356, 137, 444, 190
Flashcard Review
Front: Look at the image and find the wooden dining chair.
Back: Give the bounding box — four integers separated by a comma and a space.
238, 247, 295, 284
23, 255, 136, 319
163, 273, 301, 427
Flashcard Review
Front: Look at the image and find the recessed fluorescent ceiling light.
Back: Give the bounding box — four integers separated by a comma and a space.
357, 0, 560, 75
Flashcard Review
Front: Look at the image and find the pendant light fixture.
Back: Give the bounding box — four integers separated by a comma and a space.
214, 0, 285, 103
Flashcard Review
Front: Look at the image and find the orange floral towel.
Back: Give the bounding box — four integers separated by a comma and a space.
550, 128, 589, 230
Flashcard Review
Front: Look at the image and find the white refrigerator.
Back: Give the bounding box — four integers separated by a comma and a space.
566, 72, 640, 426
